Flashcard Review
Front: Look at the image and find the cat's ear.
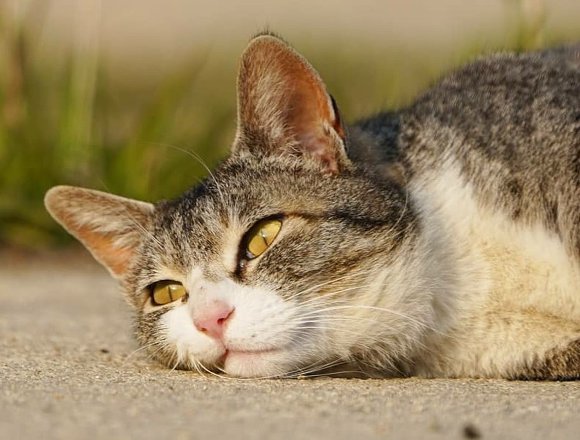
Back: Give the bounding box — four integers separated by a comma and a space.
44, 186, 154, 279
233, 34, 349, 173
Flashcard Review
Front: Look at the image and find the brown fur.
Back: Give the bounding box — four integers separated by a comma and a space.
43, 35, 580, 379
515, 339, 580, 380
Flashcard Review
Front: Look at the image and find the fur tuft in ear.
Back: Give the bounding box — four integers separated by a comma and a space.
44, 186, 154, 279
234, 34, 349, 173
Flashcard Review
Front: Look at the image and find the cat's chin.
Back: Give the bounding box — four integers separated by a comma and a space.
221, 348, 292, 378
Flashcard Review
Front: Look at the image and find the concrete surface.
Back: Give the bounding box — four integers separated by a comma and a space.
1, 252, 579, 440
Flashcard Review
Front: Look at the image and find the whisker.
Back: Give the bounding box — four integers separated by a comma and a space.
156, 142, 227, 206
122, 340, 165, 366
283, 268, 377, 303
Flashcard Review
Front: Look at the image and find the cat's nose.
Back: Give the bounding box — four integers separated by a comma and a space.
193, 300, 234, 340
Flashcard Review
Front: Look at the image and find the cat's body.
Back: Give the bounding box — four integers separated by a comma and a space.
349, 45, 580, 378
45, 35, 580, 379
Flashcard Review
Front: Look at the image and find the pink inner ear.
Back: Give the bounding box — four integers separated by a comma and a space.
236, 36, 348, 172
45, 185, 152, 280
75, 225, 135, 277
286, 81, 344, 172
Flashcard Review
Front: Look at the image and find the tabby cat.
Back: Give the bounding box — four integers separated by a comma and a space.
45, 34, 580, 379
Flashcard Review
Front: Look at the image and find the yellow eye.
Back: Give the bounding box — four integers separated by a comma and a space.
151, 281, 187, 305
245, 219, 282, 259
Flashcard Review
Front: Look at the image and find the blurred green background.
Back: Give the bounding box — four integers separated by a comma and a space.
0, 0, 579, 250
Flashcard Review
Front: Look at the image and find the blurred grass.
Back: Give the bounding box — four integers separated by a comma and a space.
0, 1, 577, 249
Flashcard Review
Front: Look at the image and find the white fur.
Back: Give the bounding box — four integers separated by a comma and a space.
158, 233, 458, 377
160, 274, 327, 377
156, 161, 579, 379
411, 163, 580, 377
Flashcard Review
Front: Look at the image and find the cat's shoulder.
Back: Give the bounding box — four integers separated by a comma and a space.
351, 43, 580, 160
443, 42, 580, 84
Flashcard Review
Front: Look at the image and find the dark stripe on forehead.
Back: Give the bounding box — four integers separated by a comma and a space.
283, 209, 411, 231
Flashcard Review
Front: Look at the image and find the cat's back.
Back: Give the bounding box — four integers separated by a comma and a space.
374, 45, 580, 377
357, 44, 580, 257
414, 44, 579, 255
405, 43, 580, 165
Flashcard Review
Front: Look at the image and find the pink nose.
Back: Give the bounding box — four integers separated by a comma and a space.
193, 300, 234, 340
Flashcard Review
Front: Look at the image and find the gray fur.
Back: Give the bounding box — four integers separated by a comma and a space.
352, 44, 580, 256
45, 36, 580, 379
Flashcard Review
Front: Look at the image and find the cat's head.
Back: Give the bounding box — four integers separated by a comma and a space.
45, 34, 431, 378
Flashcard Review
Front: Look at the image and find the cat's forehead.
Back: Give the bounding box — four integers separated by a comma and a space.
145, 154, 406, 276
173, 155, 335, 221
149, 156, 330, 265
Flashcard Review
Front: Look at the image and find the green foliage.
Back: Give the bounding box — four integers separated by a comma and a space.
0, 13, 238, 248
0, 4, 576, 249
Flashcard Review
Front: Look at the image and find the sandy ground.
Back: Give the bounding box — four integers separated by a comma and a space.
1, 253, 579, 440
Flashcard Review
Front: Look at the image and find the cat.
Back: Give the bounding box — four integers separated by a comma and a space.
44, 33, 580, 379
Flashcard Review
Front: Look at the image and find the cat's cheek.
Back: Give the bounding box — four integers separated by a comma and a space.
222, 290, 298, 350
159, 306, 225, 365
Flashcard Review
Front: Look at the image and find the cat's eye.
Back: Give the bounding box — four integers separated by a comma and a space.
244, 218, 282, 259
150, 281, 187, 306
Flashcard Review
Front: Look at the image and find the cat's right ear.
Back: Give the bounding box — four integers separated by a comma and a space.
44, 186, 154, 280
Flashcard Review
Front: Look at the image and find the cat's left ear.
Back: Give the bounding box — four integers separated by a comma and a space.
44, 186, 154, 280
233, 34, 350, 173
